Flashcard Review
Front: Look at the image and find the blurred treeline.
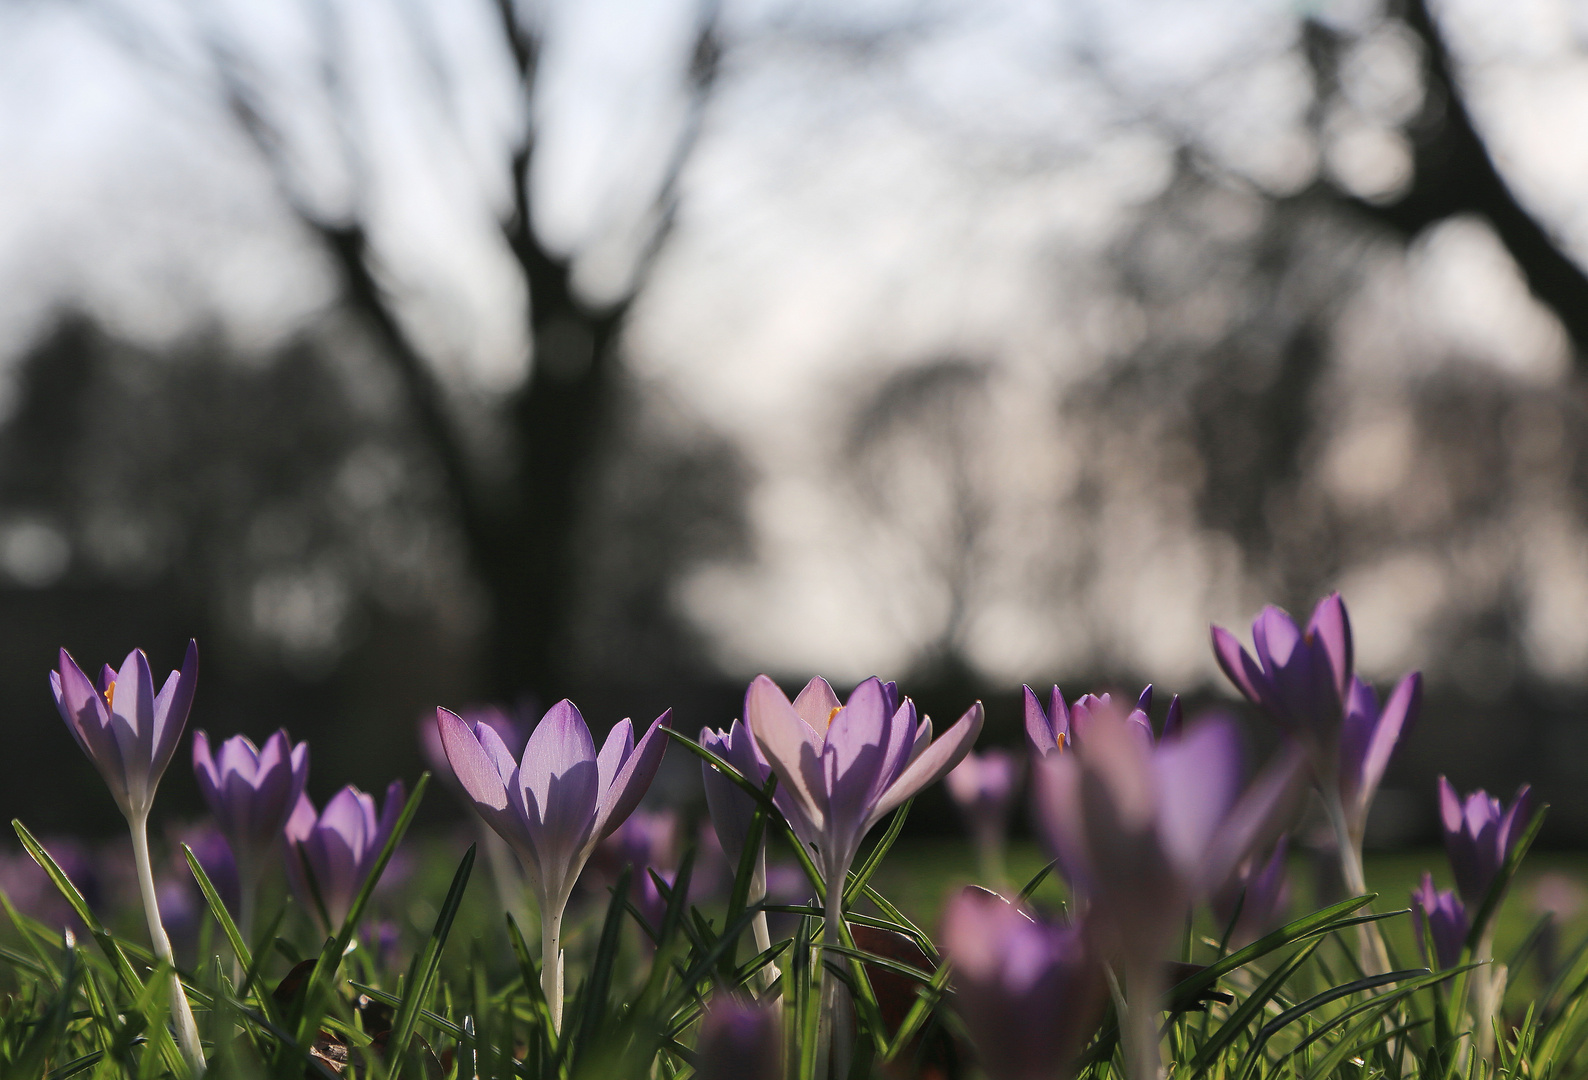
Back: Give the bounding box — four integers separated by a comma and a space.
3, 0, 1588, 845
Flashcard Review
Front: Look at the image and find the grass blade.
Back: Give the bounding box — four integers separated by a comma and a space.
388, 842, 475, 1074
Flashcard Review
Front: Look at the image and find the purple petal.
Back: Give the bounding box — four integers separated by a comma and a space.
1023, 684, 1060, 757
192, 730, 220, 808
596, 719, 635, 797
592, 710, 671, 841
438, 708, 511, 814
1152, 717, 1241, 874
867, 701, 984, 826
823, 679, 896, 839
1203, 741, 1307, 894
149, 640, 199, 787
792, 676, 841, 730
745, 675, 828, 830
1163, 695, 1184, 739
1307, 594, 1354, 701
1211, 626, 1266, 705
1353, 673, 1420, 814
109, 650, 157, 785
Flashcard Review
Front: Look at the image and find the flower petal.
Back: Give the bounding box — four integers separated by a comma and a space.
792, 676, 841, 730
1152, 716, 1242, 875
867, 701, 983, 826
1203, 741, 1307, 893
596, 718, 635, 798
1354, 672, 1420, 814
592, 710, 671, 842
110, 649, 157, 807
1023, 684, 1060, 756
746, 675, 828, 831
149, 640, 199, 787
1211, 627, 1265, 705
1307, 594, 1354, 701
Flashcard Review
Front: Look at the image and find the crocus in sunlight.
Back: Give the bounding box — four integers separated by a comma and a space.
436, 699, 670, 1032
1211, 836, 1291, 948
745, 674, 983, 1077
942, 887, 1107, 1080
1023, 683, 1174, 759
945, 748, 1020, 882
49, 643, 204, 1069
1438, 778, 1535, 909
1033, 703, 1302, 1080
193, 728, 308, 938
695, 994, 782, 1080
1212, 595, 1417, 973
1412, 874, 1468, 970
284, 780, 405, 931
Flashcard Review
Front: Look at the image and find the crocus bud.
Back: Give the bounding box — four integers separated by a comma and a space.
193, 729, 309, 874
283, 780, 405, 930
694, 994, 781, 1080
700, 719, 772, 868
1438, 778, 1534, 908
51, 642, 199, 821
942, 887, 1106, 1080
1412, 873, 1468, 969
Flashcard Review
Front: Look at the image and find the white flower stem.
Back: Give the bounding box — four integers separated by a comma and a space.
814, 881, 844, 1080
130, 811, 205, 1073
749, 857, 778, 994
541, 896, 566, 1034
1324, 789, 1390, 975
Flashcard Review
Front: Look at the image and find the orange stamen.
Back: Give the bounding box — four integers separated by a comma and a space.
825, 705, 842, 730
102, 682, 116, 709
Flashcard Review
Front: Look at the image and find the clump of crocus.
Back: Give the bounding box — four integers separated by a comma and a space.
1438, 778, 1534, 910
1211, 836, 1291, 948
283, 780, 405, 932
945, 748, 1021, 883
1212, 595, 1419, 973
50, 644, 205, 1069
942, 886, 1106, 1080
1033, 703, 1302, 1080
694, 993, 782, 1080
436, 699, 670, 1032
193, 728, 308, 940
1024, 684, 1172, 758
1412, 873, 1469, 970
745, 674, 983, 1077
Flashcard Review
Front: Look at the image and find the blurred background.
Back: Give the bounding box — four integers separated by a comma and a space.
0, 0, 1582, 846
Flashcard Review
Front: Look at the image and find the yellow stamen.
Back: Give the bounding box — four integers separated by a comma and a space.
103, 682, 116, 709
825, 706, 841, 730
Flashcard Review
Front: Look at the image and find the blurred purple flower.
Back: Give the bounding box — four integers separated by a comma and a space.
1438, 778, 1534, 908
51, 642, 198, 820
193, 729, 308, 879
946, 749, 1021, 879
1032, 703, 1303, 1078
591, 809, 680, 930
1412, 873, 1469, 969
1023, 684, 1172, 759
283, 780, 406, 930
1211, 836, 1291, 948
942, 886, 1106, 1080
360, 919, 402, 972
0, 837, 100, 933
436, 699, 671, 1030
694, 994, 782, 1080
168, 822, 240, 915
1211, 595, 1352, 748
745, 674, 982, 886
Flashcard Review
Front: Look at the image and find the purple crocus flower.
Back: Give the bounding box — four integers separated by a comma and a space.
747, 674, 982, 885
1211, 594, 1353, 747
945, 749, 1021, 881
283, 780, 406, 931
745, 674, 982, 1074
1211, 836, 1291, 948
1023, 684, 1173, 759
193, 729, 309, 876
941, 886, 1106, 1080
48, 642, 205, 1067
1438, 778, 1534, 909
51, 642, 199, 821
1412, 873, 1469, 969
420, 705, 526, 794
1032, 703, 1303, 1080
694, 994, 782, 1080
436, 699, 671, 1031
700, 719, 774, 870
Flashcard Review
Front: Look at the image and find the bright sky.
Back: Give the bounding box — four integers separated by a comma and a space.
0, 0, 1585, 690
